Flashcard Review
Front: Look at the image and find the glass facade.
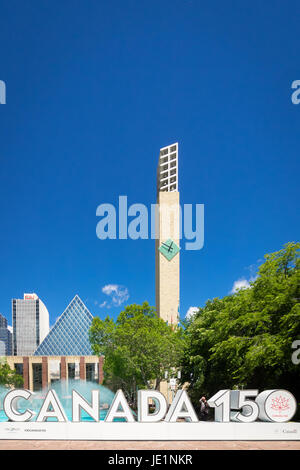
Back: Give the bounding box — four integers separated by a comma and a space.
12, 294, 49, 356
34, 295, 94, 356
0, 314, 12, 355
32, 363, 42, 391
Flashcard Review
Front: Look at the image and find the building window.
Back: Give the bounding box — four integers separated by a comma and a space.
160, 164, 168, 173
14, 363, 23, 376
68, 363, 76, 380
32, 363, 43, 391
49, 360, 60, 384
86, 363, 96, 382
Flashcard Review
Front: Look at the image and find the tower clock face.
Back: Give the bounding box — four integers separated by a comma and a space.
158, 238, 180, 261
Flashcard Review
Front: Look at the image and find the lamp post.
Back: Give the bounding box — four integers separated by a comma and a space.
164, 369, 182, 403
164, 370, 169, 404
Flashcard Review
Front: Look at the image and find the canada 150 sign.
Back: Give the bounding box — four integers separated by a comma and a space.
1, 388, 297, 423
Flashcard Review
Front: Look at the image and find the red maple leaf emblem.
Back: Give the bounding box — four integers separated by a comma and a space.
270, 396, 290, 411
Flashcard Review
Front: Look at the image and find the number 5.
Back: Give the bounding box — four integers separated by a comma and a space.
230, 390, 259, 423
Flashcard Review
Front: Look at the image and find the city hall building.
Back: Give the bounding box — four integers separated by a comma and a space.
6, 294, 104, 392
6, 355, 104, 391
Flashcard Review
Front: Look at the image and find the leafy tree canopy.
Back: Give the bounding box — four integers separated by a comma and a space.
0, 362, 24, 388
89, 302, 185, 405
180, 242, 300, 412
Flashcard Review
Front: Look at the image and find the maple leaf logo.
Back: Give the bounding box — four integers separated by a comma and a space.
270, 396, 290, 411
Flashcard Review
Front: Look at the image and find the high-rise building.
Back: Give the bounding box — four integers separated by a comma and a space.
12, 293, 49, 356
0, 314, 12, 355
155, 143, 180, 325
34, 294, 94, 356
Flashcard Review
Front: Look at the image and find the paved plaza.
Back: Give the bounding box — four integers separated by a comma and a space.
0, 440, 299, 450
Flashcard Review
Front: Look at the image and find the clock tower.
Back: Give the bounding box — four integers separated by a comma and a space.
155, 143, 180, 325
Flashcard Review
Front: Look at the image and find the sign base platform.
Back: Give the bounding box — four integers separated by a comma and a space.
0, 421, 299, 440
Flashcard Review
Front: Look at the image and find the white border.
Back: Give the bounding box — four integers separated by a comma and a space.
0, 421, 299, 440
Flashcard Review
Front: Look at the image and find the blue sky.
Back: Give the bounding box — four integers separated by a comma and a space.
0, 0, 299, 326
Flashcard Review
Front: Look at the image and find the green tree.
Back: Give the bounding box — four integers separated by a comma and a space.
89, 302, 185, 407
0, 362, 24, 388
180, 242, 300, 416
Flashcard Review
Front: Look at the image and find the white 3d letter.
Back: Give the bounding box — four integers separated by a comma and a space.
165, 390, 198, 422
36, 390, 68, 422
3, 389, 35, 422
72, 390, 99, 422
138, 390, 168, 422
105, 389, 135, 422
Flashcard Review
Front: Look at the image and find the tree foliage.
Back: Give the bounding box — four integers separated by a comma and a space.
0, 362, 24, 388
89, 302, 185, 405
180, 242, 300, 414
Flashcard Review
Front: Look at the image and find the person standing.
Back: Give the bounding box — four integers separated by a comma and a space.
199, 396, 209, 421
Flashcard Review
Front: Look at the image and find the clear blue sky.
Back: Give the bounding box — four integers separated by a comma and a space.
0, 0, 299, 326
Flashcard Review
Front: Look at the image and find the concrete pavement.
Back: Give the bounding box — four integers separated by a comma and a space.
0, 440, 299, 450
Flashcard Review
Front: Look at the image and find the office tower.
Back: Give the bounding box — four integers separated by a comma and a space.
0, 314, 12, 355
12, 293, 49, 356
155, 143, 180, 325
34, 294, 94, 356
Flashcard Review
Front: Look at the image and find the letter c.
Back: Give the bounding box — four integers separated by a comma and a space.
3, 389, 35, 422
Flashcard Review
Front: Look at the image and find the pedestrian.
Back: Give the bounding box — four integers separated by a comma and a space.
199, 396, 209, 421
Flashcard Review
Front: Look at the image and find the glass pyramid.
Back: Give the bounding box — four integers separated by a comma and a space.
34, 295, 94, 356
